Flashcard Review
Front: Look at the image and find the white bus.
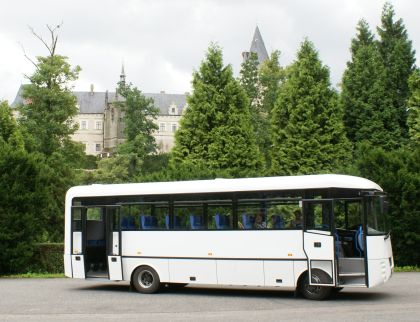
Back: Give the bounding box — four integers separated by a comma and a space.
64, 174, 393, 300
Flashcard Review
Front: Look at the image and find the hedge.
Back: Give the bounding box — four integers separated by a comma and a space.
31, 243, 64, 274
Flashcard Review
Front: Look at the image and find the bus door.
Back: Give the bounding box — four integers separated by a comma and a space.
302, 199, 336, 287
106, 206, 123, 280
71, 206, 86, 278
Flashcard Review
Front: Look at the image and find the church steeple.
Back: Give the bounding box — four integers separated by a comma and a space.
120, 63, 126, 84
242, 26, 269, 66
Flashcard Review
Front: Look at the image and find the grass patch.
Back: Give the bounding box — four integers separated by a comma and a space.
0, 272, 65, 278
394, 266, 420, 272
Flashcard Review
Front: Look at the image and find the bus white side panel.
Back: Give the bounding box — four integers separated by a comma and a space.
64, 254, 72, 278
169, 259, 217, 284
72, 232, 82, 254
122, 258, 170, 282
71, 255, 85, 278
264, 261, 294, 287
121, 231, 306, 259
108, 256, 122, 280
217, 260, 264, 286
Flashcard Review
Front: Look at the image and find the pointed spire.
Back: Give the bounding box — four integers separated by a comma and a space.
248, 26, 269, 66
120, 62, 126, 84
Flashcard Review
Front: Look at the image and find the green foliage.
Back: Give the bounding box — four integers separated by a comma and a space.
259, 50, 284, 116
19, 57, 80, 157
407, 69, 420, 146
354, 145, 420, 266
258, 50, 284, 167
377, 2, 416, 137
341, 20, 401, 149
116, 81, 159, 155
239, 52, 260, 108
15, 26, 84, 242
0, 144, 49, 274
29, 243, 64, 273
270, 39, 350, 175
0, 101, 24, 149
171, 44, 264, 178
394, 266, 420, 272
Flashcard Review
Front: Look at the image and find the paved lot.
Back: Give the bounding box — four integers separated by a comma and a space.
0, 273, 419, 321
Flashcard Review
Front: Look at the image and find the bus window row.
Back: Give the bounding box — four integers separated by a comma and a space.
118, 201, 302, 231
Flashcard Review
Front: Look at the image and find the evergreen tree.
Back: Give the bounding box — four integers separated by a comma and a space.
0, 101, 49, 273
270, 40, 350, 175
407, 69, 420, 146
259, 51, 284, 167
171, 44, 263, 177
377, 3, 416, 137
341, 20, 401, 149
259, 50, 284, 116
0, 101, 24, 149
239, 51, 269, 168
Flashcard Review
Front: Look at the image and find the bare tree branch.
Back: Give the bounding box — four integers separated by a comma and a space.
18, 42, 39, 70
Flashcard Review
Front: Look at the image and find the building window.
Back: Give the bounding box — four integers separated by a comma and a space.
95, 121, 102, 130
95, 144, 101, 152
171, 123, 177, 133
80, 120, 88, 130
159, 123, 166, 132
171, 107, 176, 114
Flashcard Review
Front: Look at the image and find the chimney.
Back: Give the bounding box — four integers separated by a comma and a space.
90, 84, 94, 95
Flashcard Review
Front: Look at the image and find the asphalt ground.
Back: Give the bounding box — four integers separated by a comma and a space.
0, 272, 419, 321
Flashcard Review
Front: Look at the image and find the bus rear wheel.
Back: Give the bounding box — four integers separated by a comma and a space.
132, 266, 160, 294
299, 270, 332, 300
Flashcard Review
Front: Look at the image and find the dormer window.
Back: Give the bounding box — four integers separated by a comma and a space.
169, 103, 177, 115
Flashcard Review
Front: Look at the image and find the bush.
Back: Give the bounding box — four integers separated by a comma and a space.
30, 243, 64, 273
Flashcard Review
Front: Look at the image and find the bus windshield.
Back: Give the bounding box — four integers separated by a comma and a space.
366, 196, 388, 235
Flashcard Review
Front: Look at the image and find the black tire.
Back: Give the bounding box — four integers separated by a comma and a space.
299, 270, 333, 300
132, 266, 161, 294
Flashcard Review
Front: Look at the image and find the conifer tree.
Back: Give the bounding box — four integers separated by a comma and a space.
270, 40, 349, 175
341, 20, 401, 149
377, 3, 416, 137
259, 50, 284, 116
171, 44, 263, 177
407, 69, 420, 146
239, 52, 269, 167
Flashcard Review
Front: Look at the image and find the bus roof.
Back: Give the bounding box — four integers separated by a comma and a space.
66, 174, 382, 200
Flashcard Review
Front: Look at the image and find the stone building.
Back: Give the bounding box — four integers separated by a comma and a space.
12, 26, 267, 156
71, 79, 187, 156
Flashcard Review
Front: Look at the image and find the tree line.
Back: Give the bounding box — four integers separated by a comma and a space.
0, 3, 418, 273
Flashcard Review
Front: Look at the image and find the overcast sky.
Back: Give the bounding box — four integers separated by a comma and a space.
0, 0, 418, 103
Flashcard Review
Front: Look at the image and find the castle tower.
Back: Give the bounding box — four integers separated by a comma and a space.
242, 26, 269, 66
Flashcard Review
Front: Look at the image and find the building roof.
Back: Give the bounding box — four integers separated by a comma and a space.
66, 174, 383, 200
249, 26, 269, 65
12, 85, 187, 115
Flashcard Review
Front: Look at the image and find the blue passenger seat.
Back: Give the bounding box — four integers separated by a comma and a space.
165, 215, 181, 229
354, 225, 364, 257
141, 215, 158, 230
215, 214, 230, 229
190, 214, 204, 229
121, 216, 136, 230
271, 215, 284, 229
242, 214, 255, 229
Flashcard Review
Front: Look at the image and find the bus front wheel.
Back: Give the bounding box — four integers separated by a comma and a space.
132, 266, 161, 294
299, 270, 332, 300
